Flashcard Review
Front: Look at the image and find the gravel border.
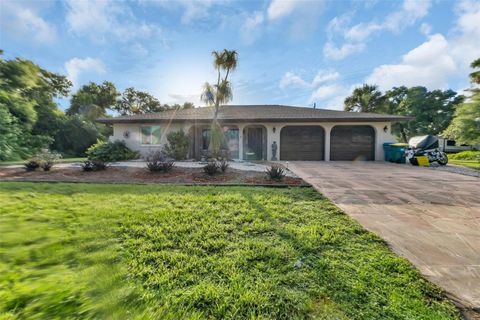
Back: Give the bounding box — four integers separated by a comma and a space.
428, 163, 480, 178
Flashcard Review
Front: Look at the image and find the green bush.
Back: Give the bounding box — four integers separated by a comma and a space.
86, 140, 138, 162
164, 130, 190, 160
266, 165, 286, 181
35, 149, 62, 171
449, 150, 480, 161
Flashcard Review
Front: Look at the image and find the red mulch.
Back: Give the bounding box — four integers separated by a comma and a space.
0, 166, 308, 187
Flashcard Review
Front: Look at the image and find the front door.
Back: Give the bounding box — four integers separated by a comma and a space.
247, 127, 264, 160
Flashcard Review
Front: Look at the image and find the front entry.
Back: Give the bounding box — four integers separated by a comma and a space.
244, 126, 266, 160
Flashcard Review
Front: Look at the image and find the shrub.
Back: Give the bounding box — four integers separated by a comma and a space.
203, 161, 219, 175
160, 161, 175, 172
164, 130, 190, 160
266, 165, 285, 181
82, 160, 106, 172
35, 149, 62, 171
86, 140, 138, 162
145, 151, 174, 172
41, 162, 54, 171
24, 160, 40, 171
219, 160, 229, 173
146, 151, 165, 172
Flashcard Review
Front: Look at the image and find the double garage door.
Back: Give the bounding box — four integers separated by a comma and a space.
280, 125, 375, 161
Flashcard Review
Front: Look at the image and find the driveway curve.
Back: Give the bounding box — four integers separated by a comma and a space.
289, 161, 480, 315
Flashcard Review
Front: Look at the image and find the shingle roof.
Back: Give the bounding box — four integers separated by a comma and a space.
97, 105, 410, 124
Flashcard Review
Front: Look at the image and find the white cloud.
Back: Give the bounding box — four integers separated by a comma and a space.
65, 57, 106, 87
65, 0, 158, 43
420, 22, 432, 35
366, 34, 456, 90
323, 42, 365, 60
365, 0, 480, 91
280, 70, 340, 90
310, 84, 344, 101
240, 11, 264, 44
0, 2, 56, 43
324, 0, 432, 60
267, 0, 300, 20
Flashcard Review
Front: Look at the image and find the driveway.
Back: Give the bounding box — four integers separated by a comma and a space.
289, 161, 480, 314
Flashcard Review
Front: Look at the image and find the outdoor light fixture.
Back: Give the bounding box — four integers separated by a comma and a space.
123, 130, 130, 138
273, 127, 276, 133
383, 125, 388, 133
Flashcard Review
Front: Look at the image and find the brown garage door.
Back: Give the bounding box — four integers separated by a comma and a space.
280, 126, 324, 160
330, 126, 375, 161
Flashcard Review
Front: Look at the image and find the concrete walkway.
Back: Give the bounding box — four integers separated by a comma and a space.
289, 161, 480, 314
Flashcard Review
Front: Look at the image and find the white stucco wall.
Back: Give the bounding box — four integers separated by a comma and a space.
111, 121, 398, 160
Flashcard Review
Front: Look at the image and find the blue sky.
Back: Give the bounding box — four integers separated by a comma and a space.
1, 0, 479, 110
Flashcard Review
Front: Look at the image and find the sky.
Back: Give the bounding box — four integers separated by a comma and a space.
1, 0, 479, 111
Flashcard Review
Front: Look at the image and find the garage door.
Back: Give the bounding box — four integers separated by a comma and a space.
280, 126, 324, 160
330, 126, 375, 161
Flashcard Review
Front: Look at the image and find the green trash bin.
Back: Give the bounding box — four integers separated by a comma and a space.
383, 143, 393, 161
389, 143, 408, 163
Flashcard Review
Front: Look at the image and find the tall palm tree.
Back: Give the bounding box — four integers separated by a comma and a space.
344, 84, 385, 113
200, 49, 238, 157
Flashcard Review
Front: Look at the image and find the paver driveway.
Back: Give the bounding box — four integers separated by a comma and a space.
289, 161, 480, 313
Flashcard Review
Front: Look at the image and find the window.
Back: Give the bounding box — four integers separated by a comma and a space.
202, 129, 211, 150
223, 128, 239, 159
141, 125, 161, 145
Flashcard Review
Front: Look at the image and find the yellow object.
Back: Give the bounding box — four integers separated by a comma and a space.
416, 156, 430, 166
390, 143, 409, 146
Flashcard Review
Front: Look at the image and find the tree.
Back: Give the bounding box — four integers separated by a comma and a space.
51, 115, 102, 157
443, 58, 480, 145
66, 81, 119, 120
200, 49, 238, 155
0, 54, 71, 160
470, 58, 480, 85
344, 84, 385, 113
384, 86, 463, 142
114, 87, 164, 115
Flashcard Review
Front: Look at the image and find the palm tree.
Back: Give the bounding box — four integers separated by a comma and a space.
470, 58, 480, 85
200, 49, 238, 157
344, 84, 385, 113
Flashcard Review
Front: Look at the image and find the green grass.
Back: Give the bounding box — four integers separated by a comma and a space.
0, 157, 87, 166
449, 159, 480, 169
0, 182, 459, 319
448, 151, 480, 169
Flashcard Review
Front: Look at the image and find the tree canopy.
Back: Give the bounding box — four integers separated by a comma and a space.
344, 84, 385, 113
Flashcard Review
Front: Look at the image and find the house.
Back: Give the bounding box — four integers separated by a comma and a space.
97, 105, 409, 161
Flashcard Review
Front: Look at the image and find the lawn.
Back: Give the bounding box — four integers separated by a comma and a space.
449, 159, 480, 169
0, 182, 458, 319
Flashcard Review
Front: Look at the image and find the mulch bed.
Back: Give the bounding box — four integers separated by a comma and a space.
0, 166, 309, 187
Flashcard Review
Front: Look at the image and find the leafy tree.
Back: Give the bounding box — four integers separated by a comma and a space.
114, 87, 164, 115
443, 58, 480, 145
182, 102, 195, 109
0, 54, 71, 160
200, 49, 238, 155
384, 86, 463, 142
66, 81, 119, 120
442, 92, 480, 145
51, 116, 102, 157
344, 84, 385, 113
164, 130, 190, 160
470, 58, 480, 85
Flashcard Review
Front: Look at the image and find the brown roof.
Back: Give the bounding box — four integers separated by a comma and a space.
97, 105, 410, 124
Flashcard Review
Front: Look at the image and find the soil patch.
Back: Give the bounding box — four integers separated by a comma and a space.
0, 166, 308, 187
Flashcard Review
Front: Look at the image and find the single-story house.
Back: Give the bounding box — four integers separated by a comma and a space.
97, 105, 409, 161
